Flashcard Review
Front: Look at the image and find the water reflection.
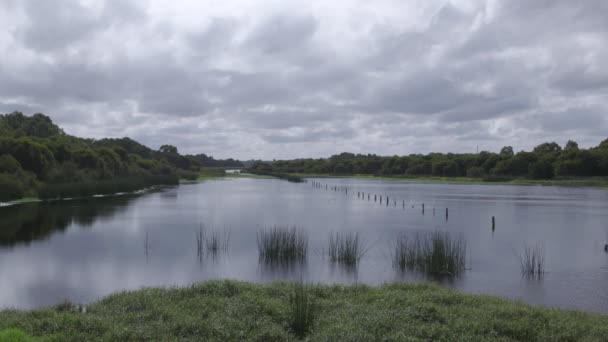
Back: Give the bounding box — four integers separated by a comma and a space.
0, 195, 137, 247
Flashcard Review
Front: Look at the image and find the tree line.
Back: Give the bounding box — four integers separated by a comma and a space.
0, 112, 242, 201
248, 140, 608, 180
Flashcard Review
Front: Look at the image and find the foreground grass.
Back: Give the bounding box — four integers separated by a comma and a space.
1, 280, 607, 341
292, 173, 608, 188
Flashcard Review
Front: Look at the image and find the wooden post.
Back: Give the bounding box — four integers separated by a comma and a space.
492, 216, 495, 230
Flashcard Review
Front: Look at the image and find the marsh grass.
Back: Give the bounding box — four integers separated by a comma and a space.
327, 232, 367, 266
393, 231, 467, 276
38, 175, 178, 200
197, 225, 231, 258
520, 243, 545, 278
257, 226, 308, 264
288, 280, 317, 338
2, 280, 608, 340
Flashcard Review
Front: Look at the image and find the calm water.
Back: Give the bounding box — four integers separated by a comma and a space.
1, 178, 608, 313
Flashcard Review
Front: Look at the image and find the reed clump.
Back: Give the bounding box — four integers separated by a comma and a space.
327, 232, 367, 266
520, 243, 545, 278
197, 225, 230, 257
288, 280, 317, 338
393, 231, 467, 276
257, 226, 308, 264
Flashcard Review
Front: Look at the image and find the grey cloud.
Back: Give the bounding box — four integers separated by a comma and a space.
16, 0, 145, 52
245, 14, 318, 55
1, 0, 607, 159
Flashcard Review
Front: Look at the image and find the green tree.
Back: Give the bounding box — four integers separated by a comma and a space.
159, 145, 178, 154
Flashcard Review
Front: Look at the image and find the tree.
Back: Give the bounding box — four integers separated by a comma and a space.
564, 140, 579, 152
528, 159, 554, 179
0, 154, 23, 174
159, 145, 178, 154
533, 142, 562, 154
500, 146, 514, 156
0, 137, 54, 177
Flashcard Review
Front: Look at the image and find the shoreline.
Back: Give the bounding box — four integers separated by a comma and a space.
288, 173, 608, 189
1, 280, 607, 340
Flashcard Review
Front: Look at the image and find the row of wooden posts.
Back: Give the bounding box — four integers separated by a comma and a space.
309, 180, 498, 228
310, 180, 450, 221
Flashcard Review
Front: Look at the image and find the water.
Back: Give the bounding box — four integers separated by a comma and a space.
1, 178, 608, 313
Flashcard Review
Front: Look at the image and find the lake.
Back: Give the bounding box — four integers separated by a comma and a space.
1, 178, 608, 313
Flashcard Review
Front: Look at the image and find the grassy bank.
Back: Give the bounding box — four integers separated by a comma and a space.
291, 173, 608, 188
1, 280, 607, 341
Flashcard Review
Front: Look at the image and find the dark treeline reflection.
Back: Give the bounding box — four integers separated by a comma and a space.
0, 195, 136, 247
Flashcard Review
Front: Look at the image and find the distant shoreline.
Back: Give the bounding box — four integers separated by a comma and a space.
286, 173, 608, 189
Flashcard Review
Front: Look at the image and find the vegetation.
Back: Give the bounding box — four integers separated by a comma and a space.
1, 280, 608, 341
288, 280, 317, 338
0, 329, 34, 342
200, 225, 231, 255
247, 139, 608, 182
189, 153, 243, 168
247, 170, 305, 183
520, 244, 546, 278
257, 226, 308, 264
0, 112, 241, 201
327, 232, 367, 266
393, 231, 467, 276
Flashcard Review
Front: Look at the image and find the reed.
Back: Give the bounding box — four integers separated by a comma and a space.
520, 243, 545, 277
327, 232, 366, 266
257, 226, 308, 264
288, 280, 317, 338
197, 225, 230, 257
393, 231, 467, 276
205, 228, 231, 254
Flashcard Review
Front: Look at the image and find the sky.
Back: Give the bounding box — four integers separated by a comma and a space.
1, 0, 607, 160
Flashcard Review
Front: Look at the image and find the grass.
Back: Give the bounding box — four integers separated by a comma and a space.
327, 232, 367, 266
288, 280, 316, 338
0, 328, 34, 342
1, 280, 608, 341
257, 226, 308, 264
393, 231, 467, 276
520, 243, 545, 278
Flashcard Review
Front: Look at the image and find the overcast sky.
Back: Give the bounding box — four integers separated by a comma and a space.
1, 0, 607, 159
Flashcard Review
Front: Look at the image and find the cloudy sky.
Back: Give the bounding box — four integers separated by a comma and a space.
1, 0, 607, 159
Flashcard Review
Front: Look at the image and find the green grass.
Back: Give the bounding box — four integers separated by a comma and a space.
181, 172, 274, 183
1, 280, 607, 341
393, 231, 467, 276
0, 328, 35, 342
257, 226, 308, 264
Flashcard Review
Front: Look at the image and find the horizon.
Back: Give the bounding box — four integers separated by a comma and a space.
1, 1, 607, 159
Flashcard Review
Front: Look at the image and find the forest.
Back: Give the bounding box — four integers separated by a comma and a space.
0, 112, 241, 201
248, 140, 608, 180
